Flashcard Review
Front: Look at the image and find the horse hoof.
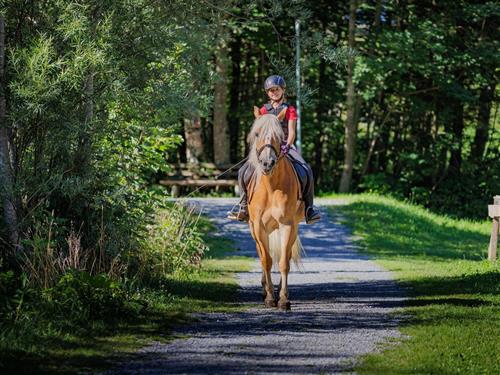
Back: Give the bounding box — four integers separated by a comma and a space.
278, 300, 291, 311
264, 299, 277, 308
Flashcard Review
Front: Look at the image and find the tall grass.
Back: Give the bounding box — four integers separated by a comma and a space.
137, 201, 208, 280
0, 199, 211, 369
19, 211, 123, 289
16, 200, 208, 288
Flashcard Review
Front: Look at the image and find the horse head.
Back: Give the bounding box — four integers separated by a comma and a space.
249, 107, 287, 175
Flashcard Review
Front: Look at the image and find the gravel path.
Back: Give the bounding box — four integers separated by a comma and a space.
108, 198, 405, 374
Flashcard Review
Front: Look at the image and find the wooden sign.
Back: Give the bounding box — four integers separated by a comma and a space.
487, 195, 500, 261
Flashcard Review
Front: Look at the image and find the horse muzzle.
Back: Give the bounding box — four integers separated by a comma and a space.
260, 159, 276, 175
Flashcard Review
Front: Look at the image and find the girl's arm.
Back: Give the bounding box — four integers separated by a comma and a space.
286, 119, 296, 146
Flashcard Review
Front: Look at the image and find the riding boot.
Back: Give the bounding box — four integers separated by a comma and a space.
304, 197, 321, 224
288, 151, 321, 225
303, 165, 321, 225
227, 189, 249, 222
227, 162, 252, 222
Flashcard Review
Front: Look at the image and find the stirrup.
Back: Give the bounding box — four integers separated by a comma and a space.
305, 207, 321, 224
227, 205, 249, 222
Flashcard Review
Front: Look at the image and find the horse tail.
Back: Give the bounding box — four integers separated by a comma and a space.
268, 229, 304, 269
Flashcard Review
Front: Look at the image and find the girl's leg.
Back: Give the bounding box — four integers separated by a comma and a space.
228, 161, 253, 221
287, 148, 321, 224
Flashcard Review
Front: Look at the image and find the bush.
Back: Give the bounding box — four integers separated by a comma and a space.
357, 156, 500, 220
0, 271, 145, 338
132, 201, 209, 281
42, 271, 144, 328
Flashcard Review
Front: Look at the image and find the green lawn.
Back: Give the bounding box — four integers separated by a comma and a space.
0, 227, 253, 374
330, 194, 500, 375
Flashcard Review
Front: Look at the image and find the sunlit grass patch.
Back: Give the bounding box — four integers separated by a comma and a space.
329, 194, 500, 374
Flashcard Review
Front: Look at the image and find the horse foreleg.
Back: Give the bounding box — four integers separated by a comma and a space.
278, 224, 297, 311
254, 224, 276, 307
261, 272, 267, 301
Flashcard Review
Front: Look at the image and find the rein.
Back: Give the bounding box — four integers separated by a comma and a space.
180, 157, 248, 198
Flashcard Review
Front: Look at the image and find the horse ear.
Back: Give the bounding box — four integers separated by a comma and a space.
253, 106, 261, 119
277, 107, 287, 121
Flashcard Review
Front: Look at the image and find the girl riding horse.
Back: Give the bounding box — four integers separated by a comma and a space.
228, 75, 321, 224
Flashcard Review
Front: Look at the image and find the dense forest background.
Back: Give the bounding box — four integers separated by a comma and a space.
0, 0, 498, 346
175, 0, 499, 220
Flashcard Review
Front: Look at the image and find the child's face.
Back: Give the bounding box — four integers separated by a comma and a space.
266, 86, 284, 101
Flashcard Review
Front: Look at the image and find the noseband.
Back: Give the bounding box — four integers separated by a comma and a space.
256, 142, 285, 171
256, 143, 279, 158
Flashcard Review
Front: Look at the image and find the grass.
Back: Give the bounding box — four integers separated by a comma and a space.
328, 194, 500, 375
0, 220, 254, 374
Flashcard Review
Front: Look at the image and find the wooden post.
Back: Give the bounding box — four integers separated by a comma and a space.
487, 195, 500, 261
171, 185, 180, 198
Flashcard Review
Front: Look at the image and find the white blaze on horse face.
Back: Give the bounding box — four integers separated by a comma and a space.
258, 135, 278, 175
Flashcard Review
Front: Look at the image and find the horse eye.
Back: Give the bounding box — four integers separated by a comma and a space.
255, 132, 259, 137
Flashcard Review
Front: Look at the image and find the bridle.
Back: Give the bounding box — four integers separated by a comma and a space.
256, 141, 285, 166
256, 143, 279, 158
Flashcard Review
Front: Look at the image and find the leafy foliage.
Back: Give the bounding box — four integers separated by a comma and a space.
0, 0, 220, 364
0, 0, 216, 271
213, 0, 499, 219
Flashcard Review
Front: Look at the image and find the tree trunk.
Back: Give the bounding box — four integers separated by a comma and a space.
368, 0, 382, 57
0, 16, 22, 262
240, 44, 252, 157
470, 84, 494, 161
74, 6, 98, 173
447, 96, 464, 177
184, 116, 203, 165
313, 58, 327, 187
213, 30, 230, 166
339, 0, 358, 193
433, 100, 447, 187
229, 34, 241, 162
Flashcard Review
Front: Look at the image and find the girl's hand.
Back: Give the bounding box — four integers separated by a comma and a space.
280, 143, 290, 155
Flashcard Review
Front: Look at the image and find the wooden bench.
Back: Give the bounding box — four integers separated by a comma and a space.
159, 162, 239, 197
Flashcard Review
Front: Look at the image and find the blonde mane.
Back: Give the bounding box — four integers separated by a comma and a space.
247, 114, 285, 169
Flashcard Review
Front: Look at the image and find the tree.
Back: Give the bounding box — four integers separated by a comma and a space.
213, 25, 231, 165
0, 0, 219, 269
0, 15, 21, 262
339, 0, 359, 193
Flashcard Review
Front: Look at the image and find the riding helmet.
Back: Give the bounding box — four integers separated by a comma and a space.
264, 75, 286, 91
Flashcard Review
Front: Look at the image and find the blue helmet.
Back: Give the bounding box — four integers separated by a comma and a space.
264, 75, 286, 91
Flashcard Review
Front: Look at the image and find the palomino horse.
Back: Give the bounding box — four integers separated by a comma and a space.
246, 107, 304, 311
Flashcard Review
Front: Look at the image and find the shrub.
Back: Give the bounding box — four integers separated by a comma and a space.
42, 271, 144, 327
133, 201, 209, 281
